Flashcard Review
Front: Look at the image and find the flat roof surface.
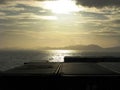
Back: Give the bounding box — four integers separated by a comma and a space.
2, 62, 120, 76
62, 63, 118, 76
4, 62, 60, 75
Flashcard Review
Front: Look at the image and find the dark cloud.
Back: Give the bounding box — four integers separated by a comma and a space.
2, 0, 119, 8
0, 0, 6, 4
112, 20, 120, 24
15, 4, 43, 15
0, 19, 16, 24
15, 4, 52, 15
99, 31, 119, 34
91, 30, 120, 36
0, 0, 47, 4
15, 4, 53, 15
0, 0, 7, 4
76, 0, 120, 8
0, 3, 53, 16
111, 26, 120, 31
80, 11, 108, 20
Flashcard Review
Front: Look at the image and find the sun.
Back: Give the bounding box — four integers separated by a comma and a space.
44, 0, 82, 14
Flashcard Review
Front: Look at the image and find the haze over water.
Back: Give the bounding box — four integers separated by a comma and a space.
0, 50, 120, 71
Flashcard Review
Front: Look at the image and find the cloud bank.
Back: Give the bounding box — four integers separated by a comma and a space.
76, 0, 120, 8
1, 0, 120, 8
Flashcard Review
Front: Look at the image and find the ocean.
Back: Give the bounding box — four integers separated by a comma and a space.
0, 50, 120, 71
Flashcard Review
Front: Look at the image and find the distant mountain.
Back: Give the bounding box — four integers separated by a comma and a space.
63, 44, 103, 50
42, 44, 120, 51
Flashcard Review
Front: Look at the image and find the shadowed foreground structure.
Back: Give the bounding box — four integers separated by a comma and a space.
1, 57, 120, 90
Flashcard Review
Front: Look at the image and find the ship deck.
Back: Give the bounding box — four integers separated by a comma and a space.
1, 57, 120, 90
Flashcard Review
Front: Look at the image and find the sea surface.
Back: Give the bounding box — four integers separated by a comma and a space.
0, 50, 120, 71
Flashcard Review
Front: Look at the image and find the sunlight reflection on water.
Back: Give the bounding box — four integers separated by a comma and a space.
46, 50, 82, 62
37, 50, 120, 62
0, 50, 120, 71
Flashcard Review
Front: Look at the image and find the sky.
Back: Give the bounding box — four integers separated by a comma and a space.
0, 0, 120, 49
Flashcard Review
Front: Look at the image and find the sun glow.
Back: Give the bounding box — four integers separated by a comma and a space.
44, 0, 82, 14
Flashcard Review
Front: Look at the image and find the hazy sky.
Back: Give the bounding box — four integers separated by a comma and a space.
0, 0, 120, 49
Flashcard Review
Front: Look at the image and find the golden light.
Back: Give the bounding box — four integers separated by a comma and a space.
48, 50, 75, 62
44, 0, 82, 14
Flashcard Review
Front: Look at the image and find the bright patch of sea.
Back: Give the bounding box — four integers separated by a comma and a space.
0, 50, 120, 71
